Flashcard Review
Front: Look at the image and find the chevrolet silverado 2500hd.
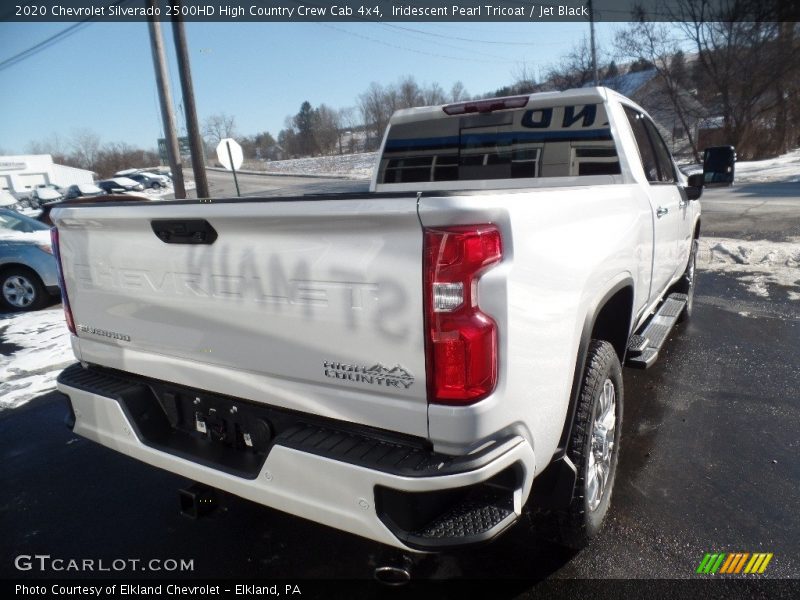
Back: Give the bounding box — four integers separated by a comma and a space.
53, 87, 711, 552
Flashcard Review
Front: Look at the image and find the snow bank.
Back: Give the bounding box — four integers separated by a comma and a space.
680, 149, 800, 183
240, 147, 799, 184
0, 229, 50, 244
0, 308, 74, 410
734, 149, 800, 184
240, 152, 378, 179
697, 237, 800, 297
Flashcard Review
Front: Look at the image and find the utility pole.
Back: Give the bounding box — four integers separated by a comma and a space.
171, 1, 210, 199
588, 0, 599, 86
147, 0, 186, 199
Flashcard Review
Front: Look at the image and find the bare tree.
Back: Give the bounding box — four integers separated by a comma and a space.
69, 129, 102, 171
314, 104, 341, 155
545, 37, 606, 91
359, 82, 396, 150
337, 107, 360, 153
510, 63, 538, 93
93, 141, 160, 178
240, 131, 276, 161
422, 82, 446, 105
616, 17, 704, 160
672, 0, 800, 157
397, 76, 423, 109
450, 81, 469, 102
203, 113, 237, 146
278, 115, 299, 157
26, 132, 69, 162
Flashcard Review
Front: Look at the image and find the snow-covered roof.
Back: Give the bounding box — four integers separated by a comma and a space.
699, 116, 725, 129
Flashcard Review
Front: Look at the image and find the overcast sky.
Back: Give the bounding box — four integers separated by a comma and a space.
0, 20, 625, 153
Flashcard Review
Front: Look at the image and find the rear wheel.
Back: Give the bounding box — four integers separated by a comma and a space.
539, 340, 624, 549
0, 267, 47, 312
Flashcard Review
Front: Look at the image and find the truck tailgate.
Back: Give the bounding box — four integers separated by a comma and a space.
52, 197, 429, 437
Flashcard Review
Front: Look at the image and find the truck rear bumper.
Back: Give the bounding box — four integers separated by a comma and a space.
57, 363, 535, 551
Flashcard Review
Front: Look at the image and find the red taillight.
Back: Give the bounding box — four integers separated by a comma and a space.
442, 95, 529, 115
423, 225, 502, 405
51, 227, 76, 335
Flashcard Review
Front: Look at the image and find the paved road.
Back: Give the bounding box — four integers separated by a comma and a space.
196, 168, 369, 199
699, 182, 799, 241
1, 179, 798, 588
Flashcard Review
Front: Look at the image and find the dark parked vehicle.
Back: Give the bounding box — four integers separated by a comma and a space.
64, 183, 105, 200
32, 187, 64, 205
97, 177, 145, 194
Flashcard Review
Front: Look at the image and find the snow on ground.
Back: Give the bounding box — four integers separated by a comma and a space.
697, 237, 800, 298
238, 152, 378, 179
0, 308, 74, 410
680, 148, 800, 183
734, 149, 800, 184
0, 229, 50, 244
244, 147, 800, 184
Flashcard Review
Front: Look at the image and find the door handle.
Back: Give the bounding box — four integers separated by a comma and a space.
151, 219, 218, 244
656, 207, 669, 218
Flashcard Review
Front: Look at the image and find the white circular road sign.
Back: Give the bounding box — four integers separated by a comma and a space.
216, 138, 243, 171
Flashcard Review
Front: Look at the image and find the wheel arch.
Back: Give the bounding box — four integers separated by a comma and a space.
0, 262, 43, 280
530, 277, 634, 509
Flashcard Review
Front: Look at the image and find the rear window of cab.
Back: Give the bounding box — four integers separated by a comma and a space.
379, 103, 621, 184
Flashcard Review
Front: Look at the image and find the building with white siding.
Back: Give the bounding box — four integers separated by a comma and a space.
0, 155, 95, 196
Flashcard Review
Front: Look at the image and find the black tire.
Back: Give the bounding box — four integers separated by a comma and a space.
546, 340, 624, 549
676, 238, 698, 322
0, 267, 48, 312
151, 181, 161, 189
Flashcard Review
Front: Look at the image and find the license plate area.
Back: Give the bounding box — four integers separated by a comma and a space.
166, 391, 273, 455
105, 378, 279, 479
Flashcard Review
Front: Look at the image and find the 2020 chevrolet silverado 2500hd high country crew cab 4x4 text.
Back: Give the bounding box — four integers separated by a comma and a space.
53, 87, 710, 553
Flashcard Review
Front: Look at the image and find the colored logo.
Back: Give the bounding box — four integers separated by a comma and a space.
696, 552, 773, 574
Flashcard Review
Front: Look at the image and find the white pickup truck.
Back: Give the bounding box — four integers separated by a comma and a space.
53, 88, 714, 556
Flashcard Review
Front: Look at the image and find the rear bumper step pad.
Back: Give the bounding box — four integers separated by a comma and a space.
58, 363, 532, 550
57, 363, 513, 479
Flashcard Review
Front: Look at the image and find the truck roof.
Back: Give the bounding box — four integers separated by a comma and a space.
389, 87, 626, 126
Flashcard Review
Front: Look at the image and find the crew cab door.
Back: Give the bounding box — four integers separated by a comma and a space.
623, 107, 683, 300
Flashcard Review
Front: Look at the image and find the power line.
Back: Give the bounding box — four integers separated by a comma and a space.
369, 24, 519, 60
317, 23, 517, 64
0, 0, 130, 73
0, 22, 91, 72
380, 22, 577, 46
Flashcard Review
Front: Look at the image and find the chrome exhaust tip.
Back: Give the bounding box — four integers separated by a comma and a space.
374, 565, 411, 586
